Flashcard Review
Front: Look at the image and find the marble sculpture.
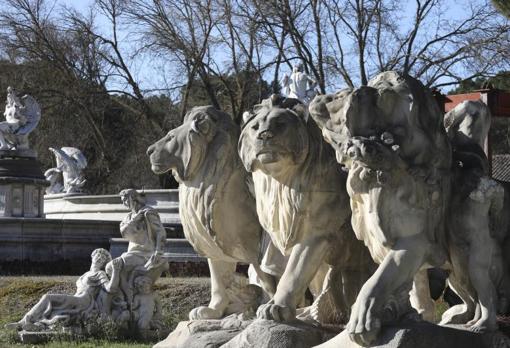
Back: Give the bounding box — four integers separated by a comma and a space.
6, 189, 168, 335
147, 106, 278, 320
310, 71, 510, 346
0, 86, 40, 152
239, 95, 374, 324
281, 63, 318, 104
45, 147, 88, 194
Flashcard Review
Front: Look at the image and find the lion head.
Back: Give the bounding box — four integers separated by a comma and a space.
239, 95, 320, 179
310, 71, 451, 177
147, 106, 239, 182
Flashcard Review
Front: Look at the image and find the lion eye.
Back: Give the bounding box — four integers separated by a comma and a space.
251, 123, 259, 131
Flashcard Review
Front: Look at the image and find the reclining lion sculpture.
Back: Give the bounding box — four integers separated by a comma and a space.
239, 95, 374, 324
147, 106, 276, 320
310, 71, 509, 346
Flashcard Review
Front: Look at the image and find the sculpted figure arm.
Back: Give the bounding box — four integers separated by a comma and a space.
103, 258, 122, 293
143, 209, 167, 269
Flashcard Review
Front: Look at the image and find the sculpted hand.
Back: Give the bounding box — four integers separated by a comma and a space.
346, 289, 382, 347
112, 258, 123, 271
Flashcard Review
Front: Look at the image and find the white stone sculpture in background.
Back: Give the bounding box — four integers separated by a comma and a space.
147, 106, 278, 320
45, 147, 87, 194
0, 86, 41, 153
281, 63, 317, 104
440, 100, 510, 332
309, 71, 509, 346
6, 248, 122, 331
6, 190, 169, 337
239, 95, 374, 325
114, 189, 168, 306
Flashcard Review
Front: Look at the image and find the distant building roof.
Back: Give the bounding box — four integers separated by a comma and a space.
492, 154, 510, 182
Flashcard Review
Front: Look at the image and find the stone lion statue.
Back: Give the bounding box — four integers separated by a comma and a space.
439, 100, 510, 332
147, 106, 276, 320
310, 71, 509, 346
239, 95, 374, 324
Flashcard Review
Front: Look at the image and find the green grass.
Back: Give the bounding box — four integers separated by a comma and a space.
0, 276, 210, 348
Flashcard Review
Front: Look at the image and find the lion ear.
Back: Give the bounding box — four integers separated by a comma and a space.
290, 103, 309, 122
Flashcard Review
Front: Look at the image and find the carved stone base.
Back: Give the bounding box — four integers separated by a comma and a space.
0, 148, 37, 159
153, 315, 251, 348
314, 322, 510, 348
18, 330, 57, 344
154, 316, 340, 348
223, 319, 340, 348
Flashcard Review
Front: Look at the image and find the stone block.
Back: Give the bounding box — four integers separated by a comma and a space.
314, 322, 510, 348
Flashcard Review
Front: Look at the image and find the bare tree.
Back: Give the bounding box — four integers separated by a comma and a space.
126, 0, 221, 117
252, 0, 510, 89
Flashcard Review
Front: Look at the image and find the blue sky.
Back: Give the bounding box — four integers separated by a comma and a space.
53, 0, 505, 95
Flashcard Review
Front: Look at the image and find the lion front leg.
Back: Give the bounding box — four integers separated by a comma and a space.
257, 236, 329, 322
410, 269, 436, 322
465, 240, 499, 332
189, 259, 236, 320
347, 234, 430, 347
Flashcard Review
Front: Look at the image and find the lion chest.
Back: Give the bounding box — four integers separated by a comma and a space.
252, 171, 311, 255
178, 185, 236, 261
347, 165, 432, 264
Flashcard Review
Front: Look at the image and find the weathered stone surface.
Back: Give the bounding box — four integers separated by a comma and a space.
314, 322, 510, 348
153, 316, 251, 348
223, 319, 339, 348
154, 317, 340, 348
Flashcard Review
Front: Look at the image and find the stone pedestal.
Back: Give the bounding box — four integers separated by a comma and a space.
44, 189, 180, 225
154, 316, 340, 348
314, 322, 510, 348
0, 150, 48, 218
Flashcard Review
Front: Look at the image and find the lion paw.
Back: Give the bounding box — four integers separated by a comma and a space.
346, 296, 381, 347
256, 303, 295, 322
189, 306, 223, 320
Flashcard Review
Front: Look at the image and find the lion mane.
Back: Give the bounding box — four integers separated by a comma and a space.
239, 95, 350, 256
149, 106, 262, 264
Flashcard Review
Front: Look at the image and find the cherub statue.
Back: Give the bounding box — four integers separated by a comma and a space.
6, 249, 122, 331
281, 63, 317, 104
0, 87, 41, 151
131, 275, 164, 331
45, 147, 87, 194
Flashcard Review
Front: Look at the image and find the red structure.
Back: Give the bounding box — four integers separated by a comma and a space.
443, 89, 510, 116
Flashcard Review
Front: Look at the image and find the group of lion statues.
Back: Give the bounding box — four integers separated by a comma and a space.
147, 70, 510, 347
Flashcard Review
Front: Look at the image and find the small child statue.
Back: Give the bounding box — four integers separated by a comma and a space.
131, 275, 164, 331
